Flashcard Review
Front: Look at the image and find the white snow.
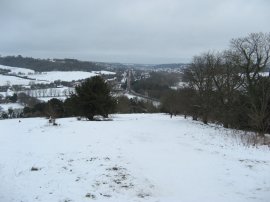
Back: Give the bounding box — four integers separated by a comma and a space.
259, 72, 269, 77
170, 81, 189, 90
93, 70, 116, 75
0, 64, 116, 85
0, 71, 96, 85
121, 93, 160, 107
20, 87, 75, 100
124, 92, 140, 99
37, 96, 68, 102
0, 114, 269, 202
0, 64, 35, 75
27, 71, 98, 82
0, 89, 15, 97
0, 75, 48, 86
0, 103, 24, 111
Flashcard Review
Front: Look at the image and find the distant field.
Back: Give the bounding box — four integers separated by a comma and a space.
0, 74, 47, 85
0, 103, 24, 111
0, 64, 35, 75
27, 71, 98, 82
0, 64, 116, 85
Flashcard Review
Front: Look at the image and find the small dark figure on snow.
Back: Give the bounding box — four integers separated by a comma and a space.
49, 116, 58, 126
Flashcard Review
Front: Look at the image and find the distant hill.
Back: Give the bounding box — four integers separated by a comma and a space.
0, 55, 188, 72
153, 63, 187, 69
122, 63, 188, 70
0, 55, 105, 72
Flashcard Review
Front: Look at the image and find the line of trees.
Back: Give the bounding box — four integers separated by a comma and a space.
23, 76, 116, 120
22, 80, 159, 120
116, 96, 159, 113
162, 32, 270, 137
0, 55, 103, 72
132, 72, 180, 99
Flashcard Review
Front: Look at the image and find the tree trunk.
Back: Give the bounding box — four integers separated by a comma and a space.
202, 114, 208, 124
257, 131, 265, 138
87, 114, 94, 121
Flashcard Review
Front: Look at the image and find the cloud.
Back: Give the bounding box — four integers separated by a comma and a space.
0, 0, 269, 63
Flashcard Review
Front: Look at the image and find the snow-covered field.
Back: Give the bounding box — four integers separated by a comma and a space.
0, 114, 269, 202
27, 71, 98, 82
93, 71, 116, 75
0, 64, 35, 75
0, 71, 97, 85
0, 74, 47, 86
0, 64, 116, 85
122, 93, 160, 107
28, 70, 116, 82
0, 103, 24, 112
37, 96, 68, 102
20, 87, 75, 100
0, 90, 13, 97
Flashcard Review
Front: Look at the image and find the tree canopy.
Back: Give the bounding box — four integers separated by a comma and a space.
70, 76, 116, 120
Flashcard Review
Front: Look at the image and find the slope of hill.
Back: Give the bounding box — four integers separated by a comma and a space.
0, 114, 269, 202
0, 74, 46, 85
0, 64, 116, 85
0, 56, 104, 72
0, 64, 35, 75
27, 71, 97, 82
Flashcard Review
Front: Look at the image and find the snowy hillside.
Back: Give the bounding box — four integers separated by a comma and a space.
27, 71, 116, 82
0, 64, 116, 85
0, 64, 35, 75
27, 71, 98, 82
0, 71, 98, 85
0, 74, 48, 86
0, 114, 269, 202
92, 70, 116, 75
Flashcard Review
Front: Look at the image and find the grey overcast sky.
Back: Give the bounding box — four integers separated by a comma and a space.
0, 0, 269, 64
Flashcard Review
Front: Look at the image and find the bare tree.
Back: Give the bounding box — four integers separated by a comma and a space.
249, 78, 270, 138
37, 89, 42, 97
161, 90, 181, 118
184, 52, 215, 124
210, 50, 244, 128
231, 32, 270, 137
42, 89, 47, 97
231, 32, 270, 92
